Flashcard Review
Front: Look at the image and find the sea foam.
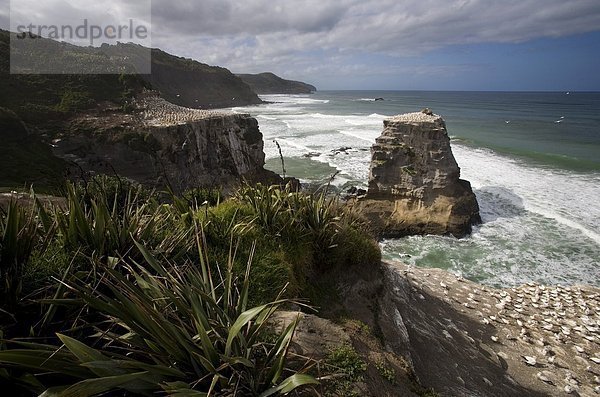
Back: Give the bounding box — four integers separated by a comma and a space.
238, 93, 600, 287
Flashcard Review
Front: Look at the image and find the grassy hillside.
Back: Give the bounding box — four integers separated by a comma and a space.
238, 72, 317, 94
0, 30, 149, 125
1, 30, 262, 117
148, 48, 262, 108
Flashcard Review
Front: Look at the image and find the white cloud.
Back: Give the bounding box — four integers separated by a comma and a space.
147, 0, 600, 76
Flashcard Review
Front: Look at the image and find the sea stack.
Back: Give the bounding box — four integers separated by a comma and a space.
359, 109, 481, 237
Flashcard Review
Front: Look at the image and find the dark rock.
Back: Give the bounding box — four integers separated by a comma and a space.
303, 151, 321, 158
332, 146, 353, 155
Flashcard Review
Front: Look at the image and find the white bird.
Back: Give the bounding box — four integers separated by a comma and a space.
522, 355, 538, 366
537, 371, 554, 384
554, 119, 563, 123
505, 120, 510, 124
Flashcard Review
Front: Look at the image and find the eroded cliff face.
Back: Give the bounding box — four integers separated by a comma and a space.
358, 110, 480, 237
53, 95, 280, 191
335, 261, 575, 397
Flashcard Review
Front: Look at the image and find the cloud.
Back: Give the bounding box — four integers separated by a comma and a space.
2, 0, 600, 88
146, 0, 600, 75
152, 1, 349, 36
8, 0, 598, 53
4, 0, 151, 46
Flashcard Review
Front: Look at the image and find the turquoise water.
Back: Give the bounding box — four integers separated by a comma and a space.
233, 91, 600, 287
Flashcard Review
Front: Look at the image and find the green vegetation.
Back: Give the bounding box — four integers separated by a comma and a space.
0, 176, 380, 396
0, 107, 67, 190
323, 345, 367, 397
0, 30, 148, 132
375, 359, 396, 384
237, 73, 316, 95
0, 200, 39, 308
0, 243, 317, 396
325, 345, 367, 381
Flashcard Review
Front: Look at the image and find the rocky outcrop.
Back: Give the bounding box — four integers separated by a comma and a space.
237, 72, 316, 94
52, 94, 281, 191
333, 260, 600, 396
358, 110, 480, 237
379, 262, 600, 396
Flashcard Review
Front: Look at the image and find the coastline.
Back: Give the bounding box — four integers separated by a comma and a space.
241, 91, 600, 289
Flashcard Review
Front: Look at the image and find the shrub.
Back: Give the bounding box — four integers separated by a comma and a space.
236, 183, 295, 237
230, 184, 381, 303
56, 90, 94, 112
324, 345, 367, 397
183, 186, 222, 208
0, 201, 41, 307
73, 174, 151, 212
325, 345, 367, 381
52, 182, 160, 259
375, 359, 396, 384
0, 239, 318, 396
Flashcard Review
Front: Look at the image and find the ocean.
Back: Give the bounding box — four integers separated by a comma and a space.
232, 91, 600, 288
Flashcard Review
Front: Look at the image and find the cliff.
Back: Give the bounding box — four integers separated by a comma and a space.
358, 110, 480, 237
331, 260, 600, 396
0, 29, 267, 189
51, 93, 281, 191
237, 72, 316, 94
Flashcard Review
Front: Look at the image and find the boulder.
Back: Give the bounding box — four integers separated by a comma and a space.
358, 111, 480, 237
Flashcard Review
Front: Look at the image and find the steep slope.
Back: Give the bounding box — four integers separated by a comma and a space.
0, 29, 262, 117
145, 49, 262, 109
237, 72, 316, 94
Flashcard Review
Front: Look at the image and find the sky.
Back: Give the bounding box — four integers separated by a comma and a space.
2, 0, 600, 91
